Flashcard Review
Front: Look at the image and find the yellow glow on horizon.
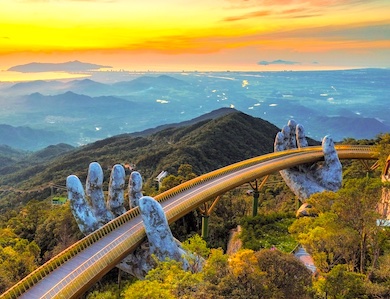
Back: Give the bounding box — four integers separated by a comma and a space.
0, 0, 389, 70
1, 0, 234, 55
0, 71, 90, 82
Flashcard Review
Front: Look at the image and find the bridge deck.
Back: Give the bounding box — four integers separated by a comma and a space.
20, 216, 144, 298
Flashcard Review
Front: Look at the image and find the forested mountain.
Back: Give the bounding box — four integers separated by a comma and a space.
0, 145, 28, 171
0, 110, 289, 210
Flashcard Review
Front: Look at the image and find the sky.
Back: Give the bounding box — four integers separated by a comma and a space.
0, 0, 389, 74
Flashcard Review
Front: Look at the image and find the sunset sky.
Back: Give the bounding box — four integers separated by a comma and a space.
0, 0, 389, 72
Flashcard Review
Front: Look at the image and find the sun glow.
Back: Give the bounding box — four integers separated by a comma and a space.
0, 0, 389, 72
0, 71, 89, 82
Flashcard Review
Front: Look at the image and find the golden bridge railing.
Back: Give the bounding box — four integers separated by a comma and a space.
162, 145, 376, 224
1, 145, 375, 299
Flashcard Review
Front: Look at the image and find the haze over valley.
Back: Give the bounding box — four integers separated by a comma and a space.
0, 65, 389, 150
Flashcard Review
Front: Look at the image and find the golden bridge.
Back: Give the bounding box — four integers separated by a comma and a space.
1, 145, 375, 299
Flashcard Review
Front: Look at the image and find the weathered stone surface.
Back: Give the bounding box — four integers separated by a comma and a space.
274, 120, 342, 201
129, 171, 143, 209
139, 196, 189, 268
108, 164, 127, 217
85, 162, 114, 224
66, 163, 193, 279
67, 175, 99, 235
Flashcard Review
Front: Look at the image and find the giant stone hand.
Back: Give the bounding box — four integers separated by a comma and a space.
66, 162, 191, 279
274, 120, 342, 201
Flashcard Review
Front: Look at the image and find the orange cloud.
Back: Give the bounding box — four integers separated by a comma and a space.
108, 23, 390, 56
223, 10, 271, 22
1, 20, 387, 57
222, 6, 323, 22
0, 0, 388, 70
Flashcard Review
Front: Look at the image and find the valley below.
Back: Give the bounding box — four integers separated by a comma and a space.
0, 68, 389, 150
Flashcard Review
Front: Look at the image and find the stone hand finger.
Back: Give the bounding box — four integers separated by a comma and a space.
275, 126, 299, 184
274, 131, 286, 152
296, 124, 308, 148
286, 119, 298, 149
322, 135, 339, 166
295, 123, 310, 172
318, 135, 342, 191
67, 174, 99, 235
107, 164, 127, 217
86, 162, 114, 224
274, 120, 299, 152
129, 171, 143, 209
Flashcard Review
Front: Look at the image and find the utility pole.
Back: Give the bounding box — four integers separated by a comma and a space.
248, 175, 269, 217
198, 195, 222, 239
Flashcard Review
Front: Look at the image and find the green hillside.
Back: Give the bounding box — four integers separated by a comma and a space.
0, 110, 289, 210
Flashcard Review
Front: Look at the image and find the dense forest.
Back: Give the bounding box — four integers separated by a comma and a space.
0, 111, 389, 298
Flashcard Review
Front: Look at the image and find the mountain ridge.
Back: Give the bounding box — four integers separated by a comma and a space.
130, 107, 237, 137
0, 110, 292, 210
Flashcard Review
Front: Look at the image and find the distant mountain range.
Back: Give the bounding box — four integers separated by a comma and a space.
0, 108, 236, 151
7, 60, 112, 73
0, 68, 388, 150
2, 75, 190, 96
0, 124, 67, 151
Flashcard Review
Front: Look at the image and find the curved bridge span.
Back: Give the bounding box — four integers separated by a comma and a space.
2, 145, 375, 299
